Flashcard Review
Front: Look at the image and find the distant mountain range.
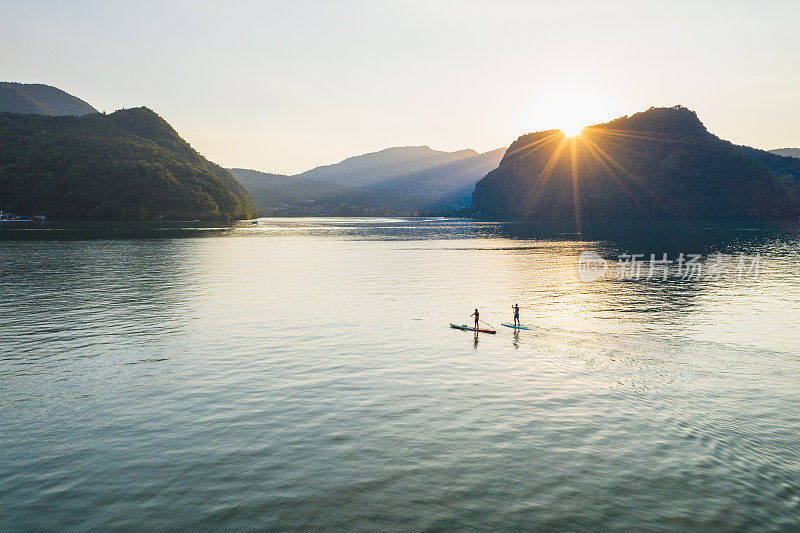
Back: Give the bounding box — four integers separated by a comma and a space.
232, 145, 506, 215
228, 169, 395, 216
471, 106, 800, 221
3, 83, 798, 222
770, 148, 800, 158
0, 82, 98, 116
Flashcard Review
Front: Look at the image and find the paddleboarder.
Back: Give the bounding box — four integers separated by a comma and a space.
471, 309, 479, 330
512, 303, 520, 327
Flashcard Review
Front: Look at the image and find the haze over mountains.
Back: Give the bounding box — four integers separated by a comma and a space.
2, 83, 799, 222
231, 146, 506, 215
228, 169, 394, 216
769, 148, 800, 158
0, 82, 97, 116
1, 82, 504, 219
300, 145, 505, 191
471, 106, 800, 221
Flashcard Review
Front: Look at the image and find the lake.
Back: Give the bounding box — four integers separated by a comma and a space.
1, 218, 799, 531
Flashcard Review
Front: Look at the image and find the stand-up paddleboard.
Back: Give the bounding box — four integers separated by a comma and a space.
501, 323, 532, 330
450, 323, 496, 334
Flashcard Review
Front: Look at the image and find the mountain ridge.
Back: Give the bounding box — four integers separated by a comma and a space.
298, 145, 495, 187
229, 167, 447, 216
471, 106, 800, 221
1, 107, 257, 220
285, 145, 505, 212
0, 82, 98, 116
770, 148, 800, 158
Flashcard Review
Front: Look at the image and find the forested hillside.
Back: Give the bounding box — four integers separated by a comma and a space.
0, 108, 257, 220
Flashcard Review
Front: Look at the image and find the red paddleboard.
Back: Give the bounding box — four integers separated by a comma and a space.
450, 323, 496, 334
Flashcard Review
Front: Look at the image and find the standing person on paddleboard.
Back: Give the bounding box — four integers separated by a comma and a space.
512, 303, 520, 327
471, 309, 479, 330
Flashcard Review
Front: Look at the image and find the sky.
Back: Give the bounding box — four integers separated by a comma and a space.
2, 0, 799, 174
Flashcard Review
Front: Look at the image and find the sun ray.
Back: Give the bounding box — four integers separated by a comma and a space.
511, 110, 692, 221
586, 127, 685, 144
521, 135, 570, 215
578, 135, 642, 208
538, 135, 569, 183
580, 131, 640, 181
503, 132, 563, 159
583, 128, 667, 176
580, 133, 663, 209
510, 110, 697, 221
569, 135, 581, 232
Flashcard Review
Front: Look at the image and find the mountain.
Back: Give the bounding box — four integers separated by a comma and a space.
301, 146, 479, 186
770, 148, 800, 158
358, 147, 507, 209
230, 168, 377, 215
471, 106, 800, 221
233, 145, 506, 216
296, 145, 505, 210
229, 168, 429, 216
0, 107, 257, 220
0, 82, 98, 116
231, 169, 354, 204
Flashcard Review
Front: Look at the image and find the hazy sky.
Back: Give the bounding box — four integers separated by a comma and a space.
2, 0, 798, 174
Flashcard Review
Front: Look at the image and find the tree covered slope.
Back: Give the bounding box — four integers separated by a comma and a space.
0, 107, 257, 220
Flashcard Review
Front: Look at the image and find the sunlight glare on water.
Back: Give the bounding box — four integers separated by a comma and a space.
1, 218, 799, 530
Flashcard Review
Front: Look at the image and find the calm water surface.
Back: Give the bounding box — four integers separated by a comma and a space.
1, 218, 799, 531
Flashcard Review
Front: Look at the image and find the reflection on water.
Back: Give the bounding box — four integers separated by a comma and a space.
1, 218, 799, 530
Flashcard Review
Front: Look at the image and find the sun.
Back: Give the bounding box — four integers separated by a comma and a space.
531, 87, 614, 139
561, 123, 585, 137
